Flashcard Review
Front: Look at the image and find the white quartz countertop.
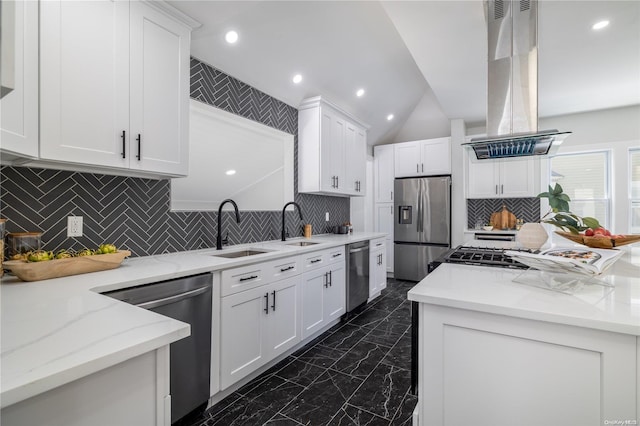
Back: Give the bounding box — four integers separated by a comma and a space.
408, 242, 640, 336
0, 232, 385, 408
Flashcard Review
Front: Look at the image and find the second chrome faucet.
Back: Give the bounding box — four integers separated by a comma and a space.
281, 201, 303, 241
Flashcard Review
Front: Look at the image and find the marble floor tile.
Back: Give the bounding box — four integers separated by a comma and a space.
207, 395, 280, 426
281, 369, 363, 425
264, 413, 305, 425
390, 393, 417, 425
296, 344, 345, 369
348, 308, 390, 329
361, 324, 402, 348
380, 333, 411, 371
319, 323, 368, 351
243, 375, 305, 410
346, 364, 411, 420
331, 340, 390, 379
329, 403, 391, 425
275, 358, 327, 387
367, 295, 404, 313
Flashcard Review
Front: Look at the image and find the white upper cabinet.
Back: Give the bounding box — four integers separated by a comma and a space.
394, 137, 451, 177
1, 0, 39, 160
39, 0, 193, 177
374, 144, 394, 203
298, 96, 368, 196
466, 153, 539, 199
345, 123, 366, 194
128, 1, 190, 175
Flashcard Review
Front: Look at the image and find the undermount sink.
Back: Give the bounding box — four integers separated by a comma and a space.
286, 241, 319, 247
212, 249, 270, 258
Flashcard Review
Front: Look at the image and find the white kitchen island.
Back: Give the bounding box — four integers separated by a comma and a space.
408, 244, 640, 426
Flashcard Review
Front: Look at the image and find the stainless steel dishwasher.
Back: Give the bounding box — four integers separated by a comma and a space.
102, 273, 212, 424
346, 241, 370, 312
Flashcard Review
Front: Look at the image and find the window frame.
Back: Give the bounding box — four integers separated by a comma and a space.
629, 148, 640, 234
547, 149, 612, 230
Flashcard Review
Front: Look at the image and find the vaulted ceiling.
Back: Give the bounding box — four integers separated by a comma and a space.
169, 0, 640, 145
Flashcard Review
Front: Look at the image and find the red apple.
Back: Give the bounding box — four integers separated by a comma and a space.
584, 228, 595, 236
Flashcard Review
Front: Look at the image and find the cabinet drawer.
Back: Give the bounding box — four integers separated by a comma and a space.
302, 247, 345, 272
270, 257, 301, 281
370, 237, 385, 250
221, 263, 267, 297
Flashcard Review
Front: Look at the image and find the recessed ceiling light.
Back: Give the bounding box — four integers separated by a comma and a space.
292, 74, 303, 84
225, 30, 239, 44
387, 114, 394, 121
592, 20, 609, 30
225, 169, 236, 176
356, 88, 365, 97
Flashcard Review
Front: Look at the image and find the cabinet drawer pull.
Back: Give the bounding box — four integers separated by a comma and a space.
264, 293, 269, 314
136, 134, 141, 161
332, 253, 341, 258
121, 130, 126, 159
310, 259, 322, 264
271, 290, 276, 311
280, 266, 295, 272
239, 275, 258, 282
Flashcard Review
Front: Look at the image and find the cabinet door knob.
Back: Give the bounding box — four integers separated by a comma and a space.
121, 130, 126, 159
136, 134, 141, 161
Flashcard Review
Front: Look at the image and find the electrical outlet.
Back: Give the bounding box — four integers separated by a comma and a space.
67, 216, 83, 237
325, 212, 329, 221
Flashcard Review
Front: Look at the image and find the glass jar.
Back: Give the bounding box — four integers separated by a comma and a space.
6, 232, 42, 258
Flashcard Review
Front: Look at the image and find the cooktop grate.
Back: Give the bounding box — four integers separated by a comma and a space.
441, 246, 534, 269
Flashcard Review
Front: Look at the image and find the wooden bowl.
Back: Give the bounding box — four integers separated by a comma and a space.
3, 250, 131, 282
555, 232, 640, 249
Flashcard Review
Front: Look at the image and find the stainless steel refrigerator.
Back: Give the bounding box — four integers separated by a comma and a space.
394, 176, 451, 281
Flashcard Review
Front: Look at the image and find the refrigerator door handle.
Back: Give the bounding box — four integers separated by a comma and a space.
417, 180, 423, 233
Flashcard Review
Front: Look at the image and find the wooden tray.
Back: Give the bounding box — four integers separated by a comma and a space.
555, 232, 640, 249
3, 250, 131, 282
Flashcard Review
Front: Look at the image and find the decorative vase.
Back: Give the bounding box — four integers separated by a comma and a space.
516, 222, 548, 250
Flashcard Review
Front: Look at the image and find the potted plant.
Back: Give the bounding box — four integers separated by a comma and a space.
536, 183, 601, 234
516, 183, 601, 249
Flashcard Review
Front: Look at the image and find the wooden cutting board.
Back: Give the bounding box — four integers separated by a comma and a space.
490, 205, 516, 230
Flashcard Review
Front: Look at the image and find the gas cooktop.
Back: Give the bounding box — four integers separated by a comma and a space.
432, 245, 535, 270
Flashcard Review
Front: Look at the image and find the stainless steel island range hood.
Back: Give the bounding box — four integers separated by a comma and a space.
464, 0, 571, 160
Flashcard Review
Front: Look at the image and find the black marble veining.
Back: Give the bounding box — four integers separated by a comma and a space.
186, 279, 418, 426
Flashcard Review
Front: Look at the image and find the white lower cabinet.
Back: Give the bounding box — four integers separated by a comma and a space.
219, 275, 301, 390
375, 203, 394, 273
369, 238, 387, 298
417, 304, 637, 425
1, 348, 170, 426
301, 262, 346, 339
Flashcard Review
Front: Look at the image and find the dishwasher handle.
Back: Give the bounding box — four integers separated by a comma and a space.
136, 285, 211, 310
348, 247, 368, 254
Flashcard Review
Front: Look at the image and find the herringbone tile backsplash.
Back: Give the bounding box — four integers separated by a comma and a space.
0, 58, 349, 257
467, 198, 540, 229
